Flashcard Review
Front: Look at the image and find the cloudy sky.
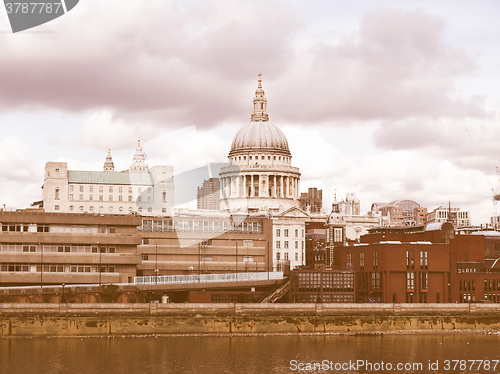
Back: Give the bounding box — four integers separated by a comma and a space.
0, 0, 499, 224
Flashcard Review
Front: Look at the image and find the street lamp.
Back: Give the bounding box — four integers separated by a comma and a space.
235, 240, 238, 280
39, 243, 43, 289
197, 242, 201, 282
98, 242, 102, 286
155, 241, 158, 284
61, 283, 66, 303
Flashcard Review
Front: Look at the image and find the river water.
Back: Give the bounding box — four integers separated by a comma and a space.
1, 333, 499, 373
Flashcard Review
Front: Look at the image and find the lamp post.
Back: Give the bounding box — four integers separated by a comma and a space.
39, 243, 43, 289
61, 283, 66, 303
99, 242, 102, 287
155, 241, 158, 284
235, 240, 238, 280
198, 242, 201, 282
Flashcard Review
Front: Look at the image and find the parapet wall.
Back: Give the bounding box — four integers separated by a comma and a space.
1, 303, 500, 337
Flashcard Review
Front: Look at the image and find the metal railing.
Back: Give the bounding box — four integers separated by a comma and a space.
134, 271, 283, 285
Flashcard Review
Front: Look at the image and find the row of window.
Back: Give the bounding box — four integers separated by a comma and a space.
1, 224, 49, 233
275, 240, 304, 249
276, 228, 304, 238
351, 250, 429, 270
69, 194, 152, 203
230, 155, 291, 163
406, 250, 428, 269
1, 224, 115, 234
276, 252, 302, 261
141, 220, 263, 233
0, 264, 116, 273
59, 205, 158, 213
406, 272, 428, 290
68, 185, 152, 194
0, 244, 116, 253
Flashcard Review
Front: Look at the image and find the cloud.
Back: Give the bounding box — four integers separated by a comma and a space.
0, 0, 301, 128
0, 5, 485, 129
270, 8, 484, 124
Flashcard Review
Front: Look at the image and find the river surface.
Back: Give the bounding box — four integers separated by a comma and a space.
1, 333, 499, 373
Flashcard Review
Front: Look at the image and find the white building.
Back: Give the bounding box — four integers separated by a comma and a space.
219, 74, 307, 271
427, 206, 471, 227
42, 141, 174, 216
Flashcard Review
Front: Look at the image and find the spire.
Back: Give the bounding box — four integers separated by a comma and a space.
251, 72, 269, 122
103, 148, 115, 171
130, 139, 149, 172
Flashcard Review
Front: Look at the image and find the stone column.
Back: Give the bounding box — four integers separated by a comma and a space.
273, 175, 277, 197
250, 175, 255, 197
265, 174, 269, 197
280, 176, 284, 198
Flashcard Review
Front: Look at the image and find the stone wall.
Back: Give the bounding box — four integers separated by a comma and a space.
1, 303, 500, 337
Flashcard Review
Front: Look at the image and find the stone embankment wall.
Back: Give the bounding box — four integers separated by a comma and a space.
1, 303, 500, 337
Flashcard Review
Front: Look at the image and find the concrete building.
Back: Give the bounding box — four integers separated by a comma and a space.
427, 205, 471, 227
42, 141, 174, 216
338, 192, 360, 216
371, 200, 427, 227
197, 178, 221, 210
300, 187, 323, 214
0, 210, 141, 286
138, 215, 273, 276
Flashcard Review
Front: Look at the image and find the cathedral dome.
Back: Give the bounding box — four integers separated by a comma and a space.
230, 121, 290, 156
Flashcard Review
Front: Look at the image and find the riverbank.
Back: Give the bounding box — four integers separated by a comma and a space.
2, 303, 500, 337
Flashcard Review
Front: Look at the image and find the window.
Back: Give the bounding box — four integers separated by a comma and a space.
119, 186, 123, 193
119, 195, 123, 201
334, 228, 342, 242
373, 251, 378, 268
79, 185, 84, 192
284, 253, 289, 260
109, 186, 113, 193
295, 241, 298, 249
89, 194, 93, 201
295, 253, 298, 261
55, 205, 60, 210
406, 272, 415, 290
128, 187, 133, 194
69, 185, 74, 192
90, 186, 93, 193
284, 229, 289, 237
406, 250, 415, 269
420, 251, 428, 269
99, 195, 103, 201
284, 241, 289, 249
276, 252, 280, 261
109, 195, 113, 201
99, 186, 103, 193
276, 241, 280, 249
360, 252, 365, 268
295, 229, 298, 237
371, 272, 381, 290
420, 272, 428, 290
79, 194, 83, 200
276, 228, 280, 237
55, 188, 60, 200
69, 194, 74, 200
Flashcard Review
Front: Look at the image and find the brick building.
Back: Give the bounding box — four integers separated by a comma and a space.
333, 223, 500, 303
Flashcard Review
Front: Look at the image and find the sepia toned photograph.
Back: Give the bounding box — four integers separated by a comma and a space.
1, 1, 500, 373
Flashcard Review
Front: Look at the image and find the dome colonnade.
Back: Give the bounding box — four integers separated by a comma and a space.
219, 73, 301, 212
